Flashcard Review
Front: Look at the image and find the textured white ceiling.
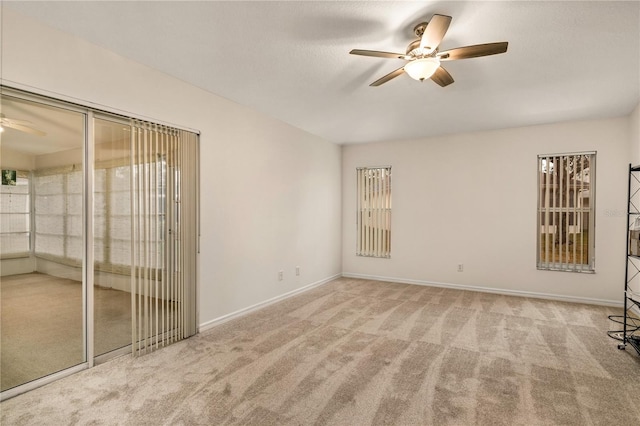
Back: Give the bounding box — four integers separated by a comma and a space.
5, 1, 640, 144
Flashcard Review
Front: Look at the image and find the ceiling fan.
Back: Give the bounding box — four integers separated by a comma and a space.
350, 14, 508, 87
0, 113, 46, 136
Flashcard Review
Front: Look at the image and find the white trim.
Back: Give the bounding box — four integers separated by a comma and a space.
198, 274, 341, 332
0, 82, 200, 135
341, 272, 623, 307
0, 363, 88, 402
94, 345, 131, 366
85, 111, 95, 367
537, 150, 597, 159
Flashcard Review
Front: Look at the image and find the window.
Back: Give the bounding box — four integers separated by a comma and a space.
34, 166, 83, 266
94, 163, 134, 269
356, 166, 391, 258
32, 158, 167, 273
0, 170, 30, 259
95, 159, 166, 273
537, 152, 595, 272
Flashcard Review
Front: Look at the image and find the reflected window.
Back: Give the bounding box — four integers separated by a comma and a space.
0, 170, 30, 258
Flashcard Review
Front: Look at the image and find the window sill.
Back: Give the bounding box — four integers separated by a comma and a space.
0, 253, 31, 260
537, 266, 595, 274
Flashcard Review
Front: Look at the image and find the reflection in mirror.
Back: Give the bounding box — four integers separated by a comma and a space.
0, 95, 86, 391
94, 118, 132, 356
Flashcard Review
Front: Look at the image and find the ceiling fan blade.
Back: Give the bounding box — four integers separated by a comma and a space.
431, 66, 454, 87
438, 42, 508, 61
350, 49, 408, 60
420, 14, 452, 53
0, 114, 33, 126
370, 66, 405, 86
1, 122, 46, 136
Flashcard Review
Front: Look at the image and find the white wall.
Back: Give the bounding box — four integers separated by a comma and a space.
631, 102, 640, 166
343, 117, 630, 304
0, 258, 34, 277
35, 147, 82, 169
0, 146, 35, 171
1, 8, 342, 325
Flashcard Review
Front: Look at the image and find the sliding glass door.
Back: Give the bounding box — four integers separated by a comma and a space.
0, 94, 87, 391
93, 117, 133, 357
0, 88, 199, 399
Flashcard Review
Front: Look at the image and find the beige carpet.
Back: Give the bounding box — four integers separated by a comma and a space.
2, 277, 640, 425
1, 272, 131, 391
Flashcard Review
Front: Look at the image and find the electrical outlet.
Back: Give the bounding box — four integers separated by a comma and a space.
457, 264, 464, 272
278, 270, 283, 281
296, 266, 300, 276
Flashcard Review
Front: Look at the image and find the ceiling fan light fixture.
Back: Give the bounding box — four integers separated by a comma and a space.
404, 57, 440, 81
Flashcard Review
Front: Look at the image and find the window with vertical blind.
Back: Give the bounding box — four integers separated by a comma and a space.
0, 171, 30, 259
537, 152, 596, 272
356, 166, 391, 258
94, 161, 164, 272
30, 158, 164, 274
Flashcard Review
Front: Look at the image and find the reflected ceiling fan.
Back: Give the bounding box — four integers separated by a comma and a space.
0, 113, 46, 136
350, 14, 508, 87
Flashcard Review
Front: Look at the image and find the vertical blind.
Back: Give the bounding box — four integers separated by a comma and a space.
356, 166, 392, 258
537, 152, 595, 272
130, 121, 198, 356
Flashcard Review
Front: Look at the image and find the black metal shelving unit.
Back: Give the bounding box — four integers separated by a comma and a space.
610, 164, 640, 355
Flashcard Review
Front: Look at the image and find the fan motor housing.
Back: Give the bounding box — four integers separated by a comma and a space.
413, 22, 428, 37
406, 39, 422, 55
406, 39, 439, 58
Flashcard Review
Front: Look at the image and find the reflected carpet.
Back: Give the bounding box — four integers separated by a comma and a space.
1, 272, 131, 391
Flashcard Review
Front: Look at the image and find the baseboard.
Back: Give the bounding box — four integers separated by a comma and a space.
341, 272, 623, 307
198, 272, 625, 333
198, 274, 341, 332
